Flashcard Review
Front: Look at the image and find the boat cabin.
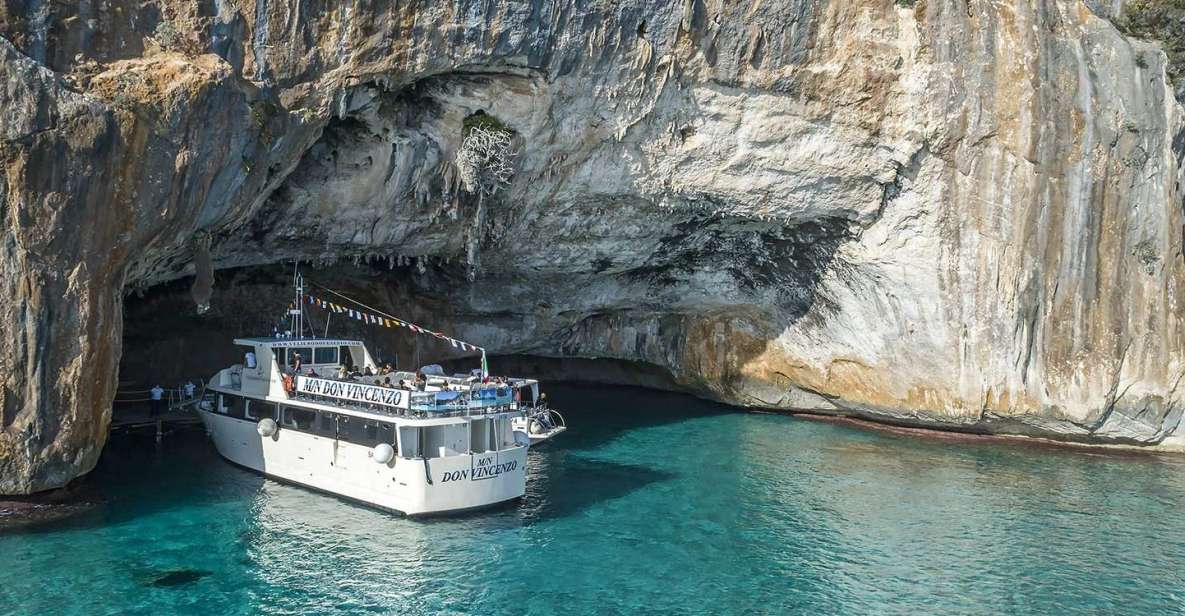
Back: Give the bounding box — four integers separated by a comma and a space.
215, 337, 378, 398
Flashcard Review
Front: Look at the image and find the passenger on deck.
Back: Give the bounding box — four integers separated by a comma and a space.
383, 377, 393, 388
382, 363, 393, 375
292, 353, 303, 373
364, 366, 375, 377
149, 385, 165, 417
336, 365, 348, 380
398, 379, 407, 389
306, 367, 318, 377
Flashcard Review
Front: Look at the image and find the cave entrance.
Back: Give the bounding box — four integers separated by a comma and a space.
117, 264, 690, 405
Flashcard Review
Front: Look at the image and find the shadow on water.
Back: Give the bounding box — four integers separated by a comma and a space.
0, 427, 266, 536
519, 457, 674, 523
541, 382, 731, 451
144, 568, 212, 588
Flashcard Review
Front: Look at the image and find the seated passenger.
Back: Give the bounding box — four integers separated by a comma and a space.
398, 379, 407, 389
336, 365, 348, 380
364, 366, 375, 376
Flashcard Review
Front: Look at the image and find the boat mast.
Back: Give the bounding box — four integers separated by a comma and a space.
292, 263, 305, 340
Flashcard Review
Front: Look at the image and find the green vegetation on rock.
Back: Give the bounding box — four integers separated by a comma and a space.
462, 111, 510, 137
1114, 0, 1185, 96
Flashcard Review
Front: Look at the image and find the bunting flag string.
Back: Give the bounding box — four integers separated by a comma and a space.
306, 294, 484, 354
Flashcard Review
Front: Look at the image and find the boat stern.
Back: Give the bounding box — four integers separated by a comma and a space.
395, 445, 529, 516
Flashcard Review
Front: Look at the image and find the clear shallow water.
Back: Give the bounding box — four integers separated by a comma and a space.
4, 385, 1185, 615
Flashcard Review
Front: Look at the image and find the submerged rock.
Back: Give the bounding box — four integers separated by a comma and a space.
146, 569, 212, 588
3, 0, 1185, 493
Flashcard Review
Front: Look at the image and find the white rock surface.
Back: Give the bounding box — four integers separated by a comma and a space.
2, 0, 1185, 493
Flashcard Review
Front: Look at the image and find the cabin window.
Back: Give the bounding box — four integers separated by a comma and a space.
398, 426, 421, 458
378, 422, 395, 447
246, 400, 276, 422
314, 347, 338, 365
421, 424, 468, 458
496, 418, 516, 448
339, 417, 393, 447
470, 419, 493, 453
282, 407, 316, 431
314, 413, 339, 438
287, 348, 313, 367
219, 395, 244, 419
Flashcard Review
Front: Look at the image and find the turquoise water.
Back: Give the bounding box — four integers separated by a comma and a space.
3, 385, 1185, 615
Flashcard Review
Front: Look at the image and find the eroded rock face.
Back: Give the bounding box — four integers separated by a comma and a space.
2, 0, 1185, 493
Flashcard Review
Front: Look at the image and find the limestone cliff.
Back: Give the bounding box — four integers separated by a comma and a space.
2, 0, 1185, 494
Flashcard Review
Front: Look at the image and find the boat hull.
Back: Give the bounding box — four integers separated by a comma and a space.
198, 410, 527, 516
526, 426, 567, 445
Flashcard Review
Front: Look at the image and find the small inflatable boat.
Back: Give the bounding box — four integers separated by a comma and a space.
512, 407, 567, 445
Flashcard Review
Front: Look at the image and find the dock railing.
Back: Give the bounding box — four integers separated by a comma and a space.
112, 378, 206, 410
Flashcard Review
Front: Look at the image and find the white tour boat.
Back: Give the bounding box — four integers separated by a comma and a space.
197, 277, 559, 516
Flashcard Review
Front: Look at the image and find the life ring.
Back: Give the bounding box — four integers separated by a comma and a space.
282, 374, 295, 397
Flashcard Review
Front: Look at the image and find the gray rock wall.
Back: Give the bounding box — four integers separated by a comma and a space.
2, 0, 1184, 493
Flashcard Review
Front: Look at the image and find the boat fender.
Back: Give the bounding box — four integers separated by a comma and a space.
257, 418, 278, 437
529, 419, 544, 435
372, 443, 395, 465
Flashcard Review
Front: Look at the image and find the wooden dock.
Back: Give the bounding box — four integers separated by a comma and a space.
110, 397, 203, 442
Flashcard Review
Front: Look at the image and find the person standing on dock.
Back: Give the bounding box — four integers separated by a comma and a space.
183, 381, 196, 399
150, 385, 165, 417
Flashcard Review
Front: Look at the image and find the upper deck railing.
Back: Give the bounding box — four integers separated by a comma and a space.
288, 373, 521, 420
288, 389, 520, 419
